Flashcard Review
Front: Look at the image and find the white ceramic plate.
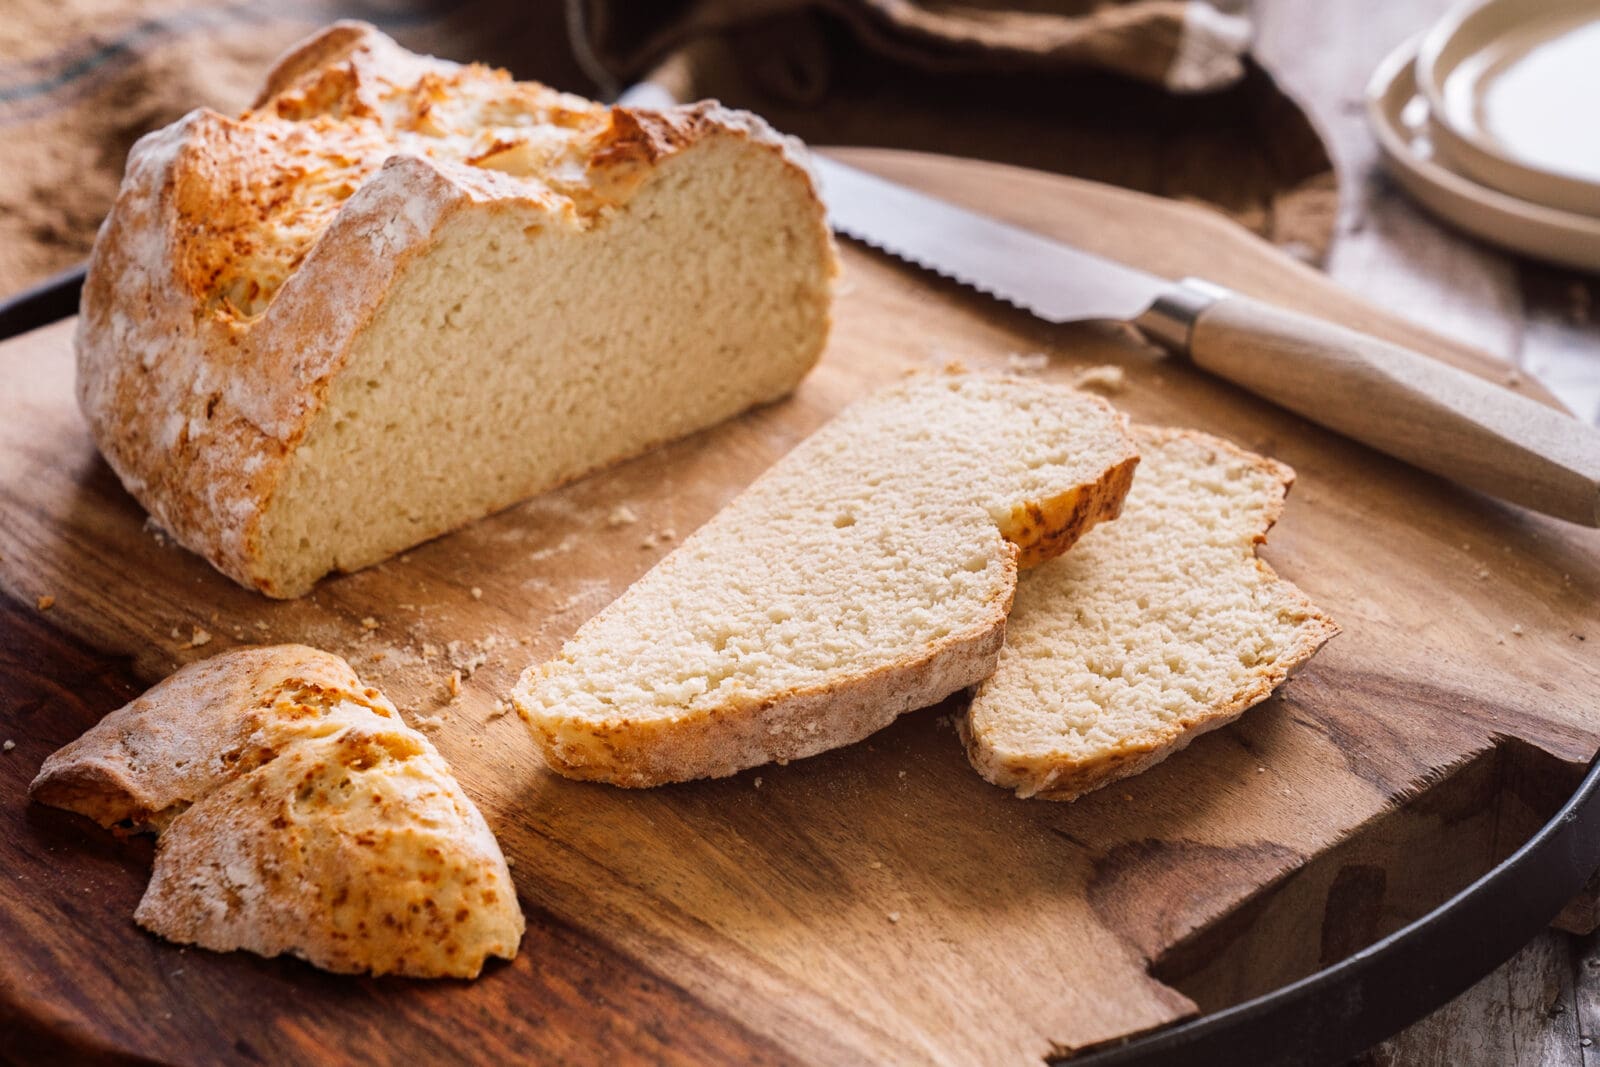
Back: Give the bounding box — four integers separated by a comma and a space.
1416, 0, 1600, 217
1366, 37, 1600, 273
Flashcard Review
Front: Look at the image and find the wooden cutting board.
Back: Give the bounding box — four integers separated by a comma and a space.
1, 148, 1597, 1066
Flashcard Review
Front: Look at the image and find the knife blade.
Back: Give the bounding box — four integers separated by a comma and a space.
813, 154, 1600, 527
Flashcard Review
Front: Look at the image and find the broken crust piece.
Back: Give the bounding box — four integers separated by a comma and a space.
961, 427, 1339, 801
76, 21, 836, 598
30, 645, 523, 978
515, 373, 1140, 787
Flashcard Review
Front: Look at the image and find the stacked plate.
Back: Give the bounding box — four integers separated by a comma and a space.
1367, 0, 1600, 271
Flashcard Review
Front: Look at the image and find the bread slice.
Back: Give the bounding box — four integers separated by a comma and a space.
514, 372, 1140, 787
76, 22, 836, 598
31, 645, 524, 978
961, 427, 1339, 801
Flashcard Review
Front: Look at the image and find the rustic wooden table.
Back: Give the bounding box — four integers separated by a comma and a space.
1255, 1, 1600, 1063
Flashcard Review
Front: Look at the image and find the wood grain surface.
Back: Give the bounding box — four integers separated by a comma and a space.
1250, 2, 1600, 1059
1, 149, 1597, 1066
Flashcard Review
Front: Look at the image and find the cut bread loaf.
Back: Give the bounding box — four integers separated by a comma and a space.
961, 427, 1339, 801
76, 22, 836, 598
31, 645, 524, 978
514, 372, 1139, 786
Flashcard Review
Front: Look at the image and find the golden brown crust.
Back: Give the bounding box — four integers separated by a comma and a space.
960, 426, 1340, 802
30, 645, 525, 978
1006, 452, 1139, 568
75, 21, 832, 597
249, 20, 373, 106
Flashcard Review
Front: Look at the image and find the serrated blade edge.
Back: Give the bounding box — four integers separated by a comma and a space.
813, 155, 1165, 326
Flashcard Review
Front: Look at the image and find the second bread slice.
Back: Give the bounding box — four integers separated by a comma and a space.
514, 373, 1139, 786
961, 427, 1339, 801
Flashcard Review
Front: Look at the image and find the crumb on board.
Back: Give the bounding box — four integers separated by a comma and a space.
487, 700, 510, 720
414, 713, 446, 731
1511, 624, 1524, 636
897, 770, 907, 779
1004, 352, 1049, 375
640, 528, 678, 550
606, 504, 639, 528
447, 669, 462, 698
360, 616, 380, 631
754, 776, 763, 789
254, 620, 269, 631
471, 587, 483, 600
1476, 567, 1491, 580
143, 516, 173, 547
1072, 364, 1127, 394
446, 639, 490, 677
189, 628, 212, 648
2, 740, 14, 752
887, 911, 902, 924
35, 595, 54, 611
868, 860, 883, 870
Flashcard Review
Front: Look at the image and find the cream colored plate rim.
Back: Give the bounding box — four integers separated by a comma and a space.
1414, 0, 1600, 215
1365, 37, 1600, 274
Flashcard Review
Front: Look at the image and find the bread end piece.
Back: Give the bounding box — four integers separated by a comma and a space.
32, 645, 524, 978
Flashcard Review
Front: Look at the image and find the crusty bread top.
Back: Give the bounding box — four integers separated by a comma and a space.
962, 427, 1339, 801
75, 21, 826, 595
515, 372, 1139, 785
172, 21, 814, 323
31, 645, 525, 978
142, 20, 813, 318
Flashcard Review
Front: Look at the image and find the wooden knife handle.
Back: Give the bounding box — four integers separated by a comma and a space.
1183, 292, 1600, 526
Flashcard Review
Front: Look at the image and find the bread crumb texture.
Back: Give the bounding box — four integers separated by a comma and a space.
962, 427, 1339, 801
515, 373, 1139, 787
76, 21, 836, 598
29, 645, 524, 978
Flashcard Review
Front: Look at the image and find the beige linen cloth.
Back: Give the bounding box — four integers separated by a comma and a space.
0, 0, 1335, 299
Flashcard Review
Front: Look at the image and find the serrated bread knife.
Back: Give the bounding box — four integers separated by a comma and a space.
814, 155, 1600, 526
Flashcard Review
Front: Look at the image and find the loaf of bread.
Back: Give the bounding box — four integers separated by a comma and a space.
77, 22, 836, 598
514, 372, 1139, 786
31, 645, 524, 978
961, 427, 1339, 801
